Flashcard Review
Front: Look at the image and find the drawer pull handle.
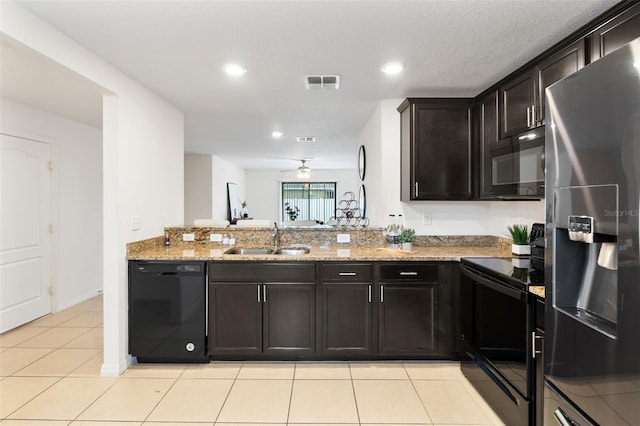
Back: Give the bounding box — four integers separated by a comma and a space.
339, 272, 357, 276
257, 285, 261, 302
399, 271, 418, 276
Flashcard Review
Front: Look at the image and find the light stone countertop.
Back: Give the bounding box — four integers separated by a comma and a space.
529, 286, 545, 299
127, 242, 511, 262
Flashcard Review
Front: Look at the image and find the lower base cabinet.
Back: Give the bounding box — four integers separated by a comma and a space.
208, 261, 458, 360
378, 282, 437, 354
208, 262, 316, 358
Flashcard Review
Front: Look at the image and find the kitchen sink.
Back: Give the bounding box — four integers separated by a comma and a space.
275, 247, 311, 255
224, 247, 275, 255
223, 246, 310, 255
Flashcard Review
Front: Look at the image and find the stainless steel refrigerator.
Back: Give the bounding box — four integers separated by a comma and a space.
544, 37, 640, 425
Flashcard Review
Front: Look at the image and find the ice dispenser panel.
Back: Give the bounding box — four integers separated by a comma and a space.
553, 185, 618, 338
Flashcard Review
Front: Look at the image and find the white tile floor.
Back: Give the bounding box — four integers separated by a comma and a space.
0, 295, 504, 425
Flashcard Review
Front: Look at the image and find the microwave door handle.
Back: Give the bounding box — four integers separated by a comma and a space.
460, 264, 525, 301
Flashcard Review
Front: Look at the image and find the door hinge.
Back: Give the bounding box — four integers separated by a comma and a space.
48, 286, 54, 295
48, 160, 54, 171
48, 224, 54, 234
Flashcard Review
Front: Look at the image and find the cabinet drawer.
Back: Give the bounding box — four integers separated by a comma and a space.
320, 263, 372, 282
535, 297, 545, 331
379, 263, 438, 281
209, 262, 315, 282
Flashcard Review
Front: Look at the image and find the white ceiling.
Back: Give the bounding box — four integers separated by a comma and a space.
4, 0, 618, 170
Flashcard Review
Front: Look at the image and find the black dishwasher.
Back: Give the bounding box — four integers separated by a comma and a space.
128, 261, 208, 363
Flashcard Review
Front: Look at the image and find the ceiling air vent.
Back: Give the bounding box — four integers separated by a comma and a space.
304, 75, 340, 90
296, 136, 316, 143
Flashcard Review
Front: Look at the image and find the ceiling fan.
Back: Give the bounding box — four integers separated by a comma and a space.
280, 159, 312, 179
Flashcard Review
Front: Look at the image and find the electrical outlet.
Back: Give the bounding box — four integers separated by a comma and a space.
337, 233, 351, 243
182, 233, 195, 242
130, 216, 141, 231
210, 233, 223, 242
422, 212, 432, 225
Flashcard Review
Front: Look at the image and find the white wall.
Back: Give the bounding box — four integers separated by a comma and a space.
1, 98, 103, 310
184, 154, 213, 224
1, 1, 185, 376
212, 156, 246, 221
360, 99, 545, 234
245, 169, 360, 223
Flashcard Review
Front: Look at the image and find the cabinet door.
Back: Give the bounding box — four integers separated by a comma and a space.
590, 2, 640, 61
322, 283, 373, 355
499, 71, 535, 138
410, 101, 473, 200
263, 283, 315, 354
478, 91, 499, 198
378, 283, 437, 354
208, 282, 262, 355
535, 40, 585, 125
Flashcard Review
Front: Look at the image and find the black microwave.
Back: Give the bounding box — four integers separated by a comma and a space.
489, 126, 545, 198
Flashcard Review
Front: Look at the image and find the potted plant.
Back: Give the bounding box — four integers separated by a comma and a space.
399, 228, 417, 252
508, 224, 530, 256
284, 202, 300, 221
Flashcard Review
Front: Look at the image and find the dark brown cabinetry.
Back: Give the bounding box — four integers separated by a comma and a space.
378, 263, 439, 355
399, 98, 473, 201
589, 1, 640, 61
499, 71, 536, 138
535, 40, 586, 124
476, 91, 499, 198
208, 262, 316, 358
499, 40, 585, 139
319, 263, 373, 356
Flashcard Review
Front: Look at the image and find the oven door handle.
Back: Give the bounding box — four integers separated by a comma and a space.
460, 264, 527, 302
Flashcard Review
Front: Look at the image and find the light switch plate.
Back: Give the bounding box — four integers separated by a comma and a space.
182, 233, 195, 242
337, 233, 351, 243
422, 212, 432, 225
210, 233, 223, 242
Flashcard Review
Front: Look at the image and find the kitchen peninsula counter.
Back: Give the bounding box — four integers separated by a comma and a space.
127, 242, 511, 262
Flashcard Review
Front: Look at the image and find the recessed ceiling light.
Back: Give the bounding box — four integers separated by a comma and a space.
271, 131, 283, 138
381, 61, 404, 75
224, 63, 247, 76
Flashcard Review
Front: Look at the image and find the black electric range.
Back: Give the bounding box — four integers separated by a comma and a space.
460, 256, 544, 290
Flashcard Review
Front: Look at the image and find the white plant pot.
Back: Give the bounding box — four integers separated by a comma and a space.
402, 242, 413, 252
512, 243, 531, 256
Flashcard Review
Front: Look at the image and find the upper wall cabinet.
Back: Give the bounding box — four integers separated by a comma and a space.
589, 1, 640, 61
535, 40, 586, 125
499, 39, 586, 139
399, 98, 473, 201
498, 70, 536, 139
476, 91, 498, 199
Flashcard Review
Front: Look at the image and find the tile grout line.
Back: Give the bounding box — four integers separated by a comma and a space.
285, 362, 296, 425
213, 362, 243, 424
140, 374, 182, 424
347, 361, 364, 426
403, 362, 436, 425
68, 374, 121, 423
1, 375, 64, 421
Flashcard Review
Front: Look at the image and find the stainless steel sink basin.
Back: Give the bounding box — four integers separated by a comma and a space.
275, 247, 311, 255
223, 246, 310, 255
224, 247, 275, 255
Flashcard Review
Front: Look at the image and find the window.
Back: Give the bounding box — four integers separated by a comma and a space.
281, 182, 336, 223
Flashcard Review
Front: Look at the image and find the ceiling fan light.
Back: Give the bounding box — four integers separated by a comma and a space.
381, 61, 404, 75
224, 63, 247, 76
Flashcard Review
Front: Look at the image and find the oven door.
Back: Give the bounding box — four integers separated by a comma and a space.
490, 127, 545, 198
460, 264, 532, 398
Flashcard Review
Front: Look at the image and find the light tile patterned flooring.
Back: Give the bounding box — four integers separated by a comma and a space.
0, 295, 504, 425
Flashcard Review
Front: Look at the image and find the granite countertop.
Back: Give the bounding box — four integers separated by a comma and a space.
529, 286, 545, 299
127, 242, 511, 262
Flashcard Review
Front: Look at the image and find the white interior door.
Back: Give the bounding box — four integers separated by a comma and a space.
0, 134, 52, 333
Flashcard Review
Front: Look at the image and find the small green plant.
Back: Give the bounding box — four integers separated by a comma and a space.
284, 202, 300, 221
507, 224, 529, 245
399, 228, 417, 243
